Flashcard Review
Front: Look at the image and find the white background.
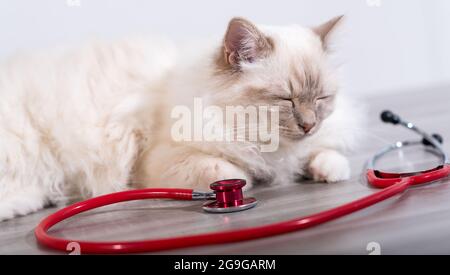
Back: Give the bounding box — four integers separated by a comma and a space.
0, 0, 449, 96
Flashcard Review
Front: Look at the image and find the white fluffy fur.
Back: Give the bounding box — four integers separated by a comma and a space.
0, 21, 364, 221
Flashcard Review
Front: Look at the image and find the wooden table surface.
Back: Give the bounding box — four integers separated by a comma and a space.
1, 85, 450, 255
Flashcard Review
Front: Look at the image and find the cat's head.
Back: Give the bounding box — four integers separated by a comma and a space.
212, 16, 343, 141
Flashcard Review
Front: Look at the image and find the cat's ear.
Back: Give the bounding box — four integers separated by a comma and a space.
313, 15, 344, 50
223, 17, 273, 67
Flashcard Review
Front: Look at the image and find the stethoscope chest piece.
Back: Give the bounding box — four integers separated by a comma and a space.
203, 179, 258, 213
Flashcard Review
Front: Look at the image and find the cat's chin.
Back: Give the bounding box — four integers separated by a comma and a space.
280, 134, 307, 142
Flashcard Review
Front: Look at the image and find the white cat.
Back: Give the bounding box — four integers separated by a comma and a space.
0, 16, 364, 221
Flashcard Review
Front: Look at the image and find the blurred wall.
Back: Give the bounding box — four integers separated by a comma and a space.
0, 0, 449, 96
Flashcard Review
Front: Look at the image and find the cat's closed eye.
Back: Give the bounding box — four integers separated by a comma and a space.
279, 97, 295, 106
316, 95, 334, 101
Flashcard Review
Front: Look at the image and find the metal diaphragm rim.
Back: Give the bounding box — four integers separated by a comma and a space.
202, 198, 258, 213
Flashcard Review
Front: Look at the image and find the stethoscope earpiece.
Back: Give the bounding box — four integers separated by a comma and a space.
422, 133, 444, 147
381, 110, 401, 125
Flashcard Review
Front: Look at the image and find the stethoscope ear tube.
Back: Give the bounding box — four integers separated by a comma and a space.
379, 110, 447, 162
368, 110, 450, 188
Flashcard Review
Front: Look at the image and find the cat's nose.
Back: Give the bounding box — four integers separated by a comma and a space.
299, 122, 316, 133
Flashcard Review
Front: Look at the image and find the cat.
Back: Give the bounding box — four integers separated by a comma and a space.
0, 16, 364, 221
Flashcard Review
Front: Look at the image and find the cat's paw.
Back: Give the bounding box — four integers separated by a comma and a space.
197, 158, 252, 191
307, 150, 350, 183
0, 191, 47, 222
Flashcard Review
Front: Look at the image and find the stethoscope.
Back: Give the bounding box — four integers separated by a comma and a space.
35, 110, 450, 254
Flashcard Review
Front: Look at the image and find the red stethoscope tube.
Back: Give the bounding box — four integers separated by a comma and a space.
368, 165, 450, 188
34, 165, 450, 254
